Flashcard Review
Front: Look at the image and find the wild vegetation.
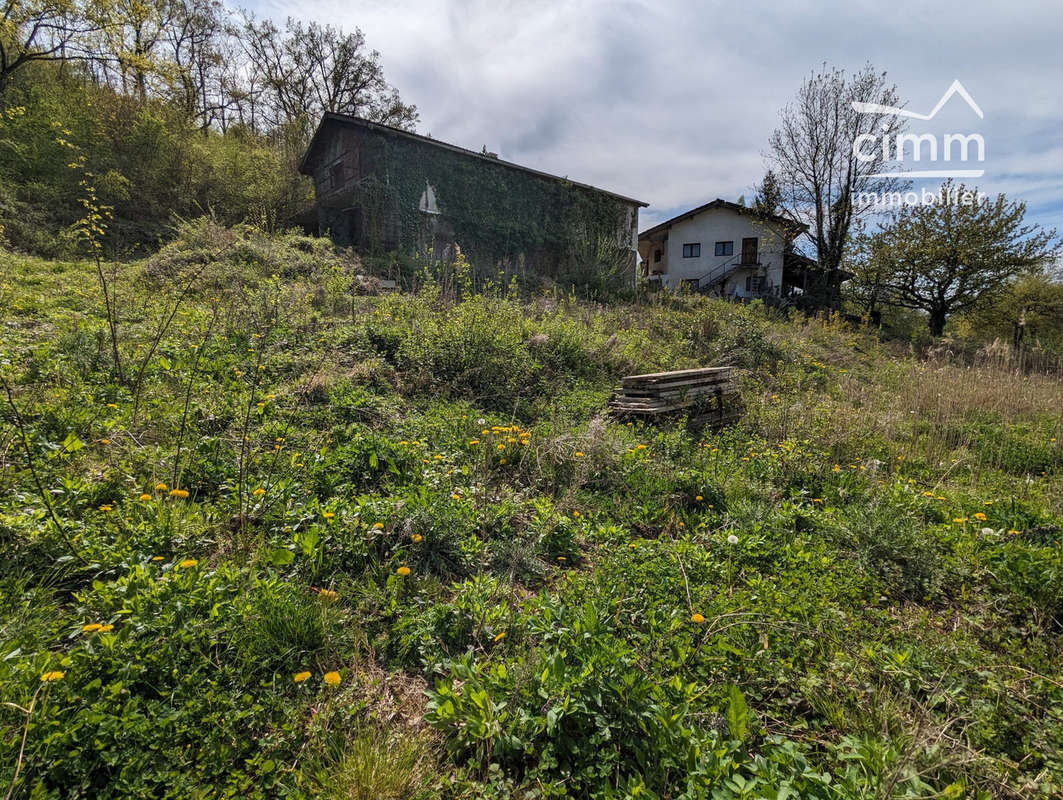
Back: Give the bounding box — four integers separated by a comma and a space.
4, 5, 1063, 796
1, 221, 1061, 798
0, 0, 415, 254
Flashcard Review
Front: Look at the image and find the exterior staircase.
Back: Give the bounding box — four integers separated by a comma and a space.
690, 256, 752, 293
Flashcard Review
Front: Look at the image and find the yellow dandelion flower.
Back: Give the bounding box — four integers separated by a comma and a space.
574, 451, 584, 457
556, 556, 566, 562
178, 558, 198, 569
151, 556, 164, 561
396, 566, 411, 576
468, 439, 480, 445
323, 671, 341, 687
628, 542, 638, 549
154, 483, 168, 491
499, 458, 506, 464
98, 505, 112, 512
636, 444, 647, 450
953, 517, 968, 524
572, 511, 581, 518
690, 613, 706, 624
100, 438, 111, 445
40, 671, 65, 682
411, 534, 423, 543
169, 489, 189, 499
82, 623, 103, 633
974, 512, 987, 521
812, 498, 823, 504
372, 522, 384, 530
106, 403, 118, 409
252, 487, 266, 497
695, 495, 703, 501
98, 624, 114, 633
318, 589, 337, 600
293, 671, 311, 683
1008, 529, 1020, 536
323, 512, 335, 519
138, 493, 152, 501
493, 632, 506, 642
451, 493, 461, 500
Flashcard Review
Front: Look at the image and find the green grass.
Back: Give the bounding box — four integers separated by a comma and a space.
1, 223, 1061, 798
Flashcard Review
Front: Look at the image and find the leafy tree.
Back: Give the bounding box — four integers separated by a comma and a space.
752, 169, 781, 217
958, 270, 1063, 352
767, 64, 908, 309
874, 182, 1060, 336
842, 224, 894, 324
0, 0, 100, 92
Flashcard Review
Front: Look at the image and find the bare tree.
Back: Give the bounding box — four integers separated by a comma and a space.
767, 63, 908, 308
163, 0, 227, 130
238, 15, 417, 137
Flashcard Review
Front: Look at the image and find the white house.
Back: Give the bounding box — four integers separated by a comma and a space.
637, 199, 807, 298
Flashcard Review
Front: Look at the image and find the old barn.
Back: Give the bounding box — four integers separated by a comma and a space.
298, 113, 646, 288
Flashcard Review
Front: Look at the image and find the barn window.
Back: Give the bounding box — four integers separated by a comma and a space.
329, 162, 345, 190
418, 181, 440, 214
682, 243, 700, 258
714, 240, 734, 256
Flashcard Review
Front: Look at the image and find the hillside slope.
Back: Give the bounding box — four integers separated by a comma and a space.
1, 226, 1061, 799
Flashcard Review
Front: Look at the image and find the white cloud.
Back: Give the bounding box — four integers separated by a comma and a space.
246, 0, 1063, 233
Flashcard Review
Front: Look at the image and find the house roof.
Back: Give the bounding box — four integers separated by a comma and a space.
299, 112, 648, 208
638, 198, 805, 240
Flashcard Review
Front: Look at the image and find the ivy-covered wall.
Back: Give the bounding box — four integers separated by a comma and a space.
303, 117, 642, 290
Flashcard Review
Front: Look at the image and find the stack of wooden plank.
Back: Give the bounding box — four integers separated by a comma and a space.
609, 366, 740, 427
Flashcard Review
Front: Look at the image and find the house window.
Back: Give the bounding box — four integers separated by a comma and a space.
715, 241, 734, 256
682, 243, 701, 258
745, 275, 764, 293
653, 249, 662, 263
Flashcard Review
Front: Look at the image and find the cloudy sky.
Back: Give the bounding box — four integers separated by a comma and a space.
249, 0, 1063, 235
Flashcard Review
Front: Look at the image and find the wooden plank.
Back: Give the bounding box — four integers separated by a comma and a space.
621, 374, 735, 391
615, 383, 734, 395
622, 366, 733, 382
609, 365, 740, 428
617, 384, 736, 399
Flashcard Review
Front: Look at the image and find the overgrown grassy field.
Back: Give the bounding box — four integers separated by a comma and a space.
2, 223, 1061, 799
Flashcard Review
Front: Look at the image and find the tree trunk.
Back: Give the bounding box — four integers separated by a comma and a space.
928, 308, 947, 337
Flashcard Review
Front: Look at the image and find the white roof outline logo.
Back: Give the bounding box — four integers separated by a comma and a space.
852, 79, 984, 120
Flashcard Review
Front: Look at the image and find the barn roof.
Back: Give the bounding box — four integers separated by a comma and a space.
299, 112, 648, 208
